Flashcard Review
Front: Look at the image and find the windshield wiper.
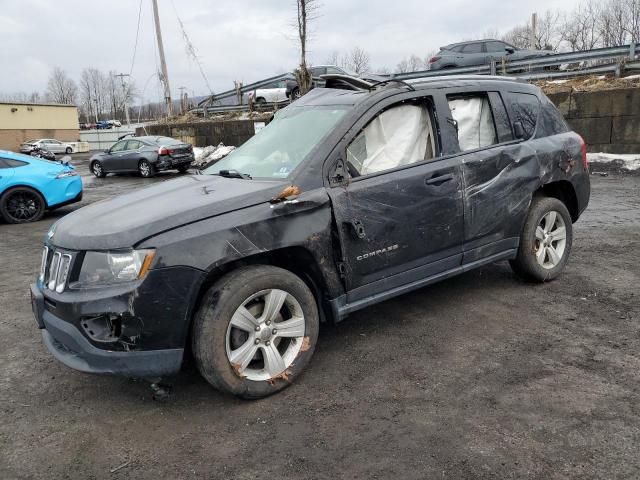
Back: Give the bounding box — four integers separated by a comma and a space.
217, 169, 252, 179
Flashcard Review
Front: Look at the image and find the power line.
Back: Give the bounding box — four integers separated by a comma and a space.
170, 0, 214, 96
129, 0, 144, 77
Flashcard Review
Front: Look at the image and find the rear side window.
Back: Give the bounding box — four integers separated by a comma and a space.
505, 92, 540, 139
462, 43, 483, 53
447, 94, 498, 151
485, 41, 506, 53
126, 140, 142, 150
0, 158, 28, 168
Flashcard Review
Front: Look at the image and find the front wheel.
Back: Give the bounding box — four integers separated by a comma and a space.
138, 159, 155, 178
91, 161, 106, 178
0, 187, 46, 223
65, 147, 72, 154
192, 265, 319, 399
510, 196, 573, 282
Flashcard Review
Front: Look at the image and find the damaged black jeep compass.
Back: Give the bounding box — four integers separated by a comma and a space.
31, 76, 590, 398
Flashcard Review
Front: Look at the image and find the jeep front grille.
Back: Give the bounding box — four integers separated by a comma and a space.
40, 246, 73, 293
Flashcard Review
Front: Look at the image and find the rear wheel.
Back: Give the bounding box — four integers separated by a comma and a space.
192, 265, 319, 399
290, 87, 301, 101
91, 161, 106, 178
510, 196, 573, 282
138, 159, 155, 178
0, 187, 46, 224
65, 147, 72, 154
255, 97, 267, 104
177, 165, 189, 173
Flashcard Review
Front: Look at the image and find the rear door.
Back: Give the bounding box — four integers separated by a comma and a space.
47, 140, 63, 153
459, 42, 485, 66
122, 140, 143, 170
445, 89, 540, 263
327, 93, 465, 302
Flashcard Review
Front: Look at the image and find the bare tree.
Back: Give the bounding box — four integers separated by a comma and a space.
293, 0, 320, 95
46, 67, 78, 105
627, 0, 640, 42
343, 47, 371, 75
325, 51, 339, 66
562, 1, 602, 51
599, 0, 629, 46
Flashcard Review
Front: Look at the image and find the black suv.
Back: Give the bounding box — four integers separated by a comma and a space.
31, 77, 590, 399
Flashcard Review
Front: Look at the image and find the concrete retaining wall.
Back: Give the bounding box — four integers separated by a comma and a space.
136, 120, 267, 148
547, 87, 640, 154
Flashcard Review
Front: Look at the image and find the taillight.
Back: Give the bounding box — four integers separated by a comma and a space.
579, 135, 588, 171
158, 146, 173, 155
429, 56, 441, 64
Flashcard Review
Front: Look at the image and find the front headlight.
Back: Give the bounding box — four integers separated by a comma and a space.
76, 249, 155, 287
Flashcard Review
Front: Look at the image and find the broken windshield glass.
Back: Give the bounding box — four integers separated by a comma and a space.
204, 105, 349, 179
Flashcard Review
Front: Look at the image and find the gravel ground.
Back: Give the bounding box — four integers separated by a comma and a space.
1, 157, 639, 479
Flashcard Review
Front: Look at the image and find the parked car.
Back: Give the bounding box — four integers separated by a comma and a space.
428, 39, 552, 70
20, 139, 74, 155
31, 77, 590, 399
0, 150, 81, 223
96, 121, 112, 129
249, 80, 289, 104
109, 120, 122, 127
89, 136, 194, 178
285, 65, 354, 100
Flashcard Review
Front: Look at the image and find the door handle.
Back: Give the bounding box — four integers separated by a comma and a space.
425, 173, 454, 186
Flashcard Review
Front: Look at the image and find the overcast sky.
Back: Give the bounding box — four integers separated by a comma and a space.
0, 0, 581, 102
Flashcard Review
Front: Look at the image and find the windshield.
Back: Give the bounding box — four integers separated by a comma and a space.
204, 105, 349, 179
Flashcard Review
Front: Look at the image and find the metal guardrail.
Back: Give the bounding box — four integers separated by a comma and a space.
194, 43, 639, 114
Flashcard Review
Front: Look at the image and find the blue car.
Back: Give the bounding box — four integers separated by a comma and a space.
0, 150, 83, 224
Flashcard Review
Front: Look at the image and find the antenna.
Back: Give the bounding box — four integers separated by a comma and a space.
152, 0, 172, 116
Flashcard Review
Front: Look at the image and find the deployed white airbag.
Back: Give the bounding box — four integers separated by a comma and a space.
349, 105, 432, 175
448, 97, 497, 151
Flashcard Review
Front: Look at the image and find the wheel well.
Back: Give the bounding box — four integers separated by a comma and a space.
193, 247, 334, 327
0, 185, 47, 208
537, 181, 579, 222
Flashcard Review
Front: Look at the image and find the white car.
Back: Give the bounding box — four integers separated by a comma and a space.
19, 139, 74, 154
249, 80, 288, 104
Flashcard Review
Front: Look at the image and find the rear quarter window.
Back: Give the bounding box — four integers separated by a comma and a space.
538, 95, 569, 135
505, 92, 540, 140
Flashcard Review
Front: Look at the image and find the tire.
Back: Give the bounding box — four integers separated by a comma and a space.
65, 147, 72, 154
290, 88, 301, 101
138, 159, 155, 178
91, 161, 106, 178
510, 196, 573, 282
192, 265, 320, 399
177, 165, 189, 173
0, 187, 46, 224
255, 97, 267, 104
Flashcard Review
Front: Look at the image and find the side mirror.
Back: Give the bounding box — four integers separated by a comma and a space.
505, 47, 515, 54
513, 121, 525, 139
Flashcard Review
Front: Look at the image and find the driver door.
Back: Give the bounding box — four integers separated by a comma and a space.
105, 140, 129, 171
327, 95, 465, 302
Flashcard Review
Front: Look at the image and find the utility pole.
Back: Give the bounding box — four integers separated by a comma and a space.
114, 73, 132, 127
152, 0, 172, 116
178, 86, 187, 114
530, 12, 537, 49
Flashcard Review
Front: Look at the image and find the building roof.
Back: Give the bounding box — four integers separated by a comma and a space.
0, 101, 77, 108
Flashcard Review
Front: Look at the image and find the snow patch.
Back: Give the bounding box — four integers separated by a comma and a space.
588, 152, 640, 171
193, 143, 236, 169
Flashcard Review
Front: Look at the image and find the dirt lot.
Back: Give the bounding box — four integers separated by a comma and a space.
1, 158, 639, 479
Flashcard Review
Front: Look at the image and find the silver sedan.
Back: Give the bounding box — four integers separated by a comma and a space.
19, 139, 74, 154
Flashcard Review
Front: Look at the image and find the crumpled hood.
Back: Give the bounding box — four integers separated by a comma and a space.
51, 175, 285, 250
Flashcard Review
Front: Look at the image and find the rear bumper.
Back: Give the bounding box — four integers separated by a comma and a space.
31, 283, 183, 377
156, 154, 194, 171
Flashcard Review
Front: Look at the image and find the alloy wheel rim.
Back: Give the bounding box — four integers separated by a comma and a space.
225, 289, 306, 382
6, 192, 39, 221
534, 210, 567, 269
93, 163, 102, 176
140, 162, 150, 176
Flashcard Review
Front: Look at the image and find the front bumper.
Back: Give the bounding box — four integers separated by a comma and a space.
29, 264, 203, 378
